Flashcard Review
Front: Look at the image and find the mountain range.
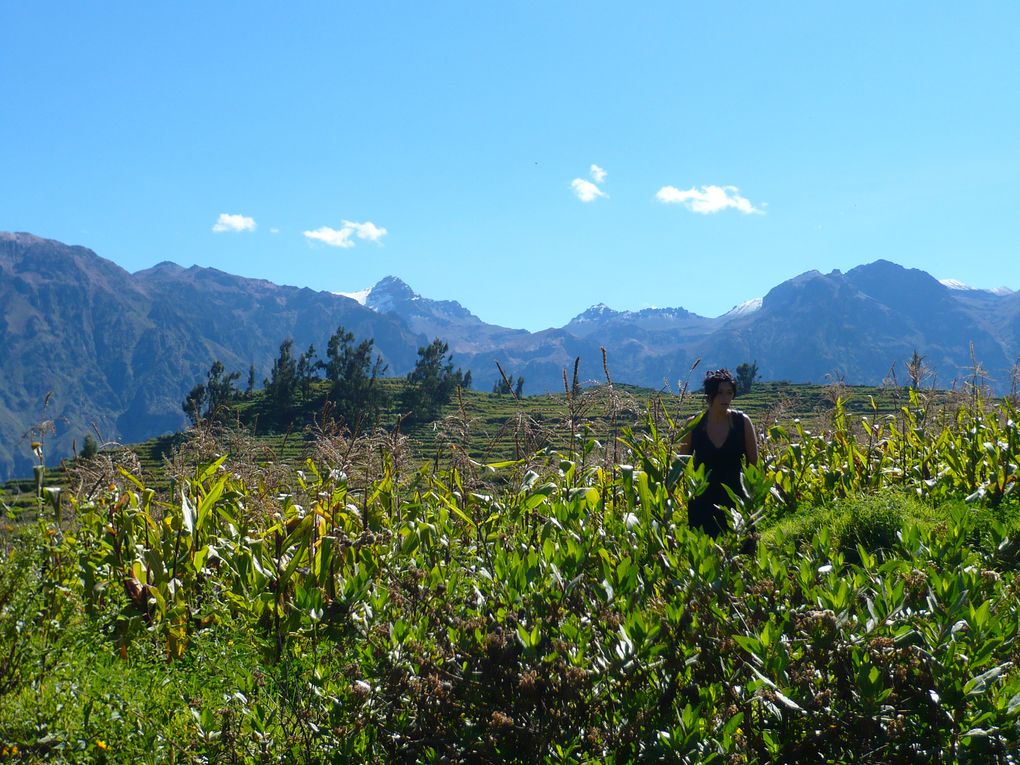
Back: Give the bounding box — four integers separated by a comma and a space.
2, 230, 1019, 480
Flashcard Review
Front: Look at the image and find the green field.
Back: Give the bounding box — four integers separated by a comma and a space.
3, 381, 1020, 762
1, 379, 937, 511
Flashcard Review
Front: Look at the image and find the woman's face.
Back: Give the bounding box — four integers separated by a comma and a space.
709, 382, 736, 408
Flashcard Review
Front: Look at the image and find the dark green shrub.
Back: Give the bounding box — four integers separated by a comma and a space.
763, 491, 938, 561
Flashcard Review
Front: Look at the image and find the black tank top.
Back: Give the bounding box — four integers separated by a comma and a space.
690, 409, 747, 503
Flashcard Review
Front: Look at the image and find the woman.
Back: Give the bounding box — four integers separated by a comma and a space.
680, 368, 759, 537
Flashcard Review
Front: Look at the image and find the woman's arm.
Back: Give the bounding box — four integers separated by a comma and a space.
743, 413, 759, 466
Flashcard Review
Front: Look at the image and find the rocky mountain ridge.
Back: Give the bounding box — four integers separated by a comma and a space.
3, 230, 1019, 479
0, 232, 420, 479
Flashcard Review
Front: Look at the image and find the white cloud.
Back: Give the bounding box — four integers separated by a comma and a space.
303, 220, 388, 248
212, 213, 257, 232
304, 226, 356, 248
571, 164, 608, 202
342, 219, 387, 243
269, 227, 280, 235
571, 178, 606, 203
655, 185, 763, 214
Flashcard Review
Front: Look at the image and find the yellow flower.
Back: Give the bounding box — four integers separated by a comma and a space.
96, 740, 108, 751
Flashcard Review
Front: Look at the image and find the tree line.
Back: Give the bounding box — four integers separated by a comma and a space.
182, 326, 471, 433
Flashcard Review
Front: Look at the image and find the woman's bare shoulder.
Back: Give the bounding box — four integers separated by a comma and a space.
735, 409, 757, 432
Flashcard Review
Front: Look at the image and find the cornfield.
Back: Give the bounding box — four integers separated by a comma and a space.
2, 389, 1020, 763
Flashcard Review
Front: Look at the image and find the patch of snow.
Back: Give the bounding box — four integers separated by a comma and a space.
573, 303, 616, 322
722, 297, 762, 317
334, 288, 372, 306
940, 279, 1015, 296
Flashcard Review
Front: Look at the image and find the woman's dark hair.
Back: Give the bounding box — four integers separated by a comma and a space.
703, 368, 737, 401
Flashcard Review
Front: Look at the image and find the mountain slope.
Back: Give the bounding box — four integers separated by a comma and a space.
379, 262, 1020, 395
3, 231, 1019, 479
0, 233, 423, 479
363, 276, 531, 353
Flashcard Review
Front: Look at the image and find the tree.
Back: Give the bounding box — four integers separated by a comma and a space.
297, 343, 319, 402
493, 374, 524, 397
207, 361, 241, 413
246, 363, 257, 398
735, 361, 759, 395
400, 339, 469, 422
182, 383, 207, 425
324, 325, 389, 431
80, 433, 99, 460
264, 339, 300, 413
182, 360, 241, 425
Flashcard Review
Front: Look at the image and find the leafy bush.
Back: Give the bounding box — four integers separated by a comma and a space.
958, 499, 1020, 571
764, 492, 939, 561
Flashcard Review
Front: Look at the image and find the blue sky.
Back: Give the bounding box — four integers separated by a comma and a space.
2, 3, 1018, 331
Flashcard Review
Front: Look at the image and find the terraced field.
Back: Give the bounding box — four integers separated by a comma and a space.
2, 380, 938, 514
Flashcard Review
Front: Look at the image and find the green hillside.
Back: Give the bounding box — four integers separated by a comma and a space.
2, 377, 961, 516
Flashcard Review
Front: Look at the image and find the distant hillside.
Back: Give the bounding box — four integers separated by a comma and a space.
350, 259, 1020, 396
2, 230, 1019, 479
699, 261, 1020, 389
0, 233, 423, 479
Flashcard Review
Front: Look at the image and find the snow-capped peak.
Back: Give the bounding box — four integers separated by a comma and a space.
571, 304, 618, 323
723, 297, 762, 317
333, 276, 419, 311
366, 276, 418, 313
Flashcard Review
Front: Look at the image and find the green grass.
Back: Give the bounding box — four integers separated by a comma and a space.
763, 491, 940, 558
